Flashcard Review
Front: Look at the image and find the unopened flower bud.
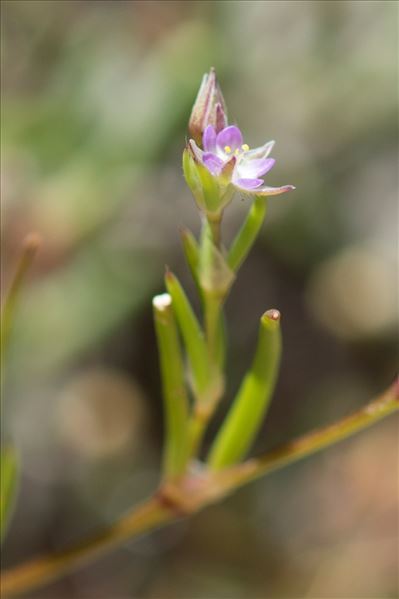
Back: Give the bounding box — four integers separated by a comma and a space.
188, 68, 227, 146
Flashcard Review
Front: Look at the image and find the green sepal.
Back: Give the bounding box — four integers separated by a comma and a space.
182, 147, 235, 218
196, 162, 223, 215
183, 148, 205, 212
183, 148, 221, 215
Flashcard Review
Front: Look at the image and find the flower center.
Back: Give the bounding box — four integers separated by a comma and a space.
224, 143, 250, 157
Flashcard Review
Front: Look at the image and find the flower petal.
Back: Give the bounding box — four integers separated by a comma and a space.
233, 178, 264, 190
253, 184, 296, 196
203, 125, 217, 152
216, 126, 243, 152
245, 140, 275, 160
202, 152, 224, 176
236, 158, 275, 179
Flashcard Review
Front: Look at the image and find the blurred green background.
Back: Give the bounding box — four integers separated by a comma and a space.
1, 1, 398, 597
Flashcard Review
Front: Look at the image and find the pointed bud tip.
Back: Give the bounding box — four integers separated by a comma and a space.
165, 269, 179, 286
188, 69, 227, 145
179, 227, 193, 241
262, 309, 281, 324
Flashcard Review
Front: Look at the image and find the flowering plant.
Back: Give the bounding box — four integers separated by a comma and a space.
1, 69, 397, 598
184, 68, 294, 222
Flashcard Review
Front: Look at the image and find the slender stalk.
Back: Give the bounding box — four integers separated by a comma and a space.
184, 218, 231, 457
207, 214, 221, 248
187, 410, 209, 458
1, 497, 171, 598
203, 292, 222, 361
1, 233, 41, 366
2, 382, 397, 598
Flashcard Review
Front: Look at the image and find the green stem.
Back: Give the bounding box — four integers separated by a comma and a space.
207, 214, 222, 248
204, 292, 222, 361
1, 234, 41, 370
2, 496, 171, 598
187, 410, 208, 458
2, 381, 397, 598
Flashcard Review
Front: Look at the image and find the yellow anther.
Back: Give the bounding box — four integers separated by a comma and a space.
242, 143, 250, 151
234, 148, 240, 156
224, 145, 232, 154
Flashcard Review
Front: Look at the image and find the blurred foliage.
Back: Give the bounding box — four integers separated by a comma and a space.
1, 1, 397, 598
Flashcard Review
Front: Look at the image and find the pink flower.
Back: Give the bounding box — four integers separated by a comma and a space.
189, 124, 295, 197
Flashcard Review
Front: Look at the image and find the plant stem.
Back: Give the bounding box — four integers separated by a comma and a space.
1, 497, 171, 598
187, 409, 208, 458
1, 234, 41, 370
207, 214, 221, 248
3, 382, 397, 598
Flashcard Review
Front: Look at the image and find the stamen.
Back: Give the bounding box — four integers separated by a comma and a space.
241, 144, 249, 151
234, 149, 240, 156
224, 145, 232, 154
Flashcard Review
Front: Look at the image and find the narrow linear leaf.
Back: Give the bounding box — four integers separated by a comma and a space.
208, 309, 282, 470
180, 228, 200, 290
227, 196, 267, 272
153, 294, 189, 480
1, 445, 20, 541
165, 272, 211, 399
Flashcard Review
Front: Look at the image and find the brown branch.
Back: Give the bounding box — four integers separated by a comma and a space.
2, 380, 398, 597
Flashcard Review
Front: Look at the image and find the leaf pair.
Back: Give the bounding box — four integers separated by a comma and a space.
153, 196, 281, 481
